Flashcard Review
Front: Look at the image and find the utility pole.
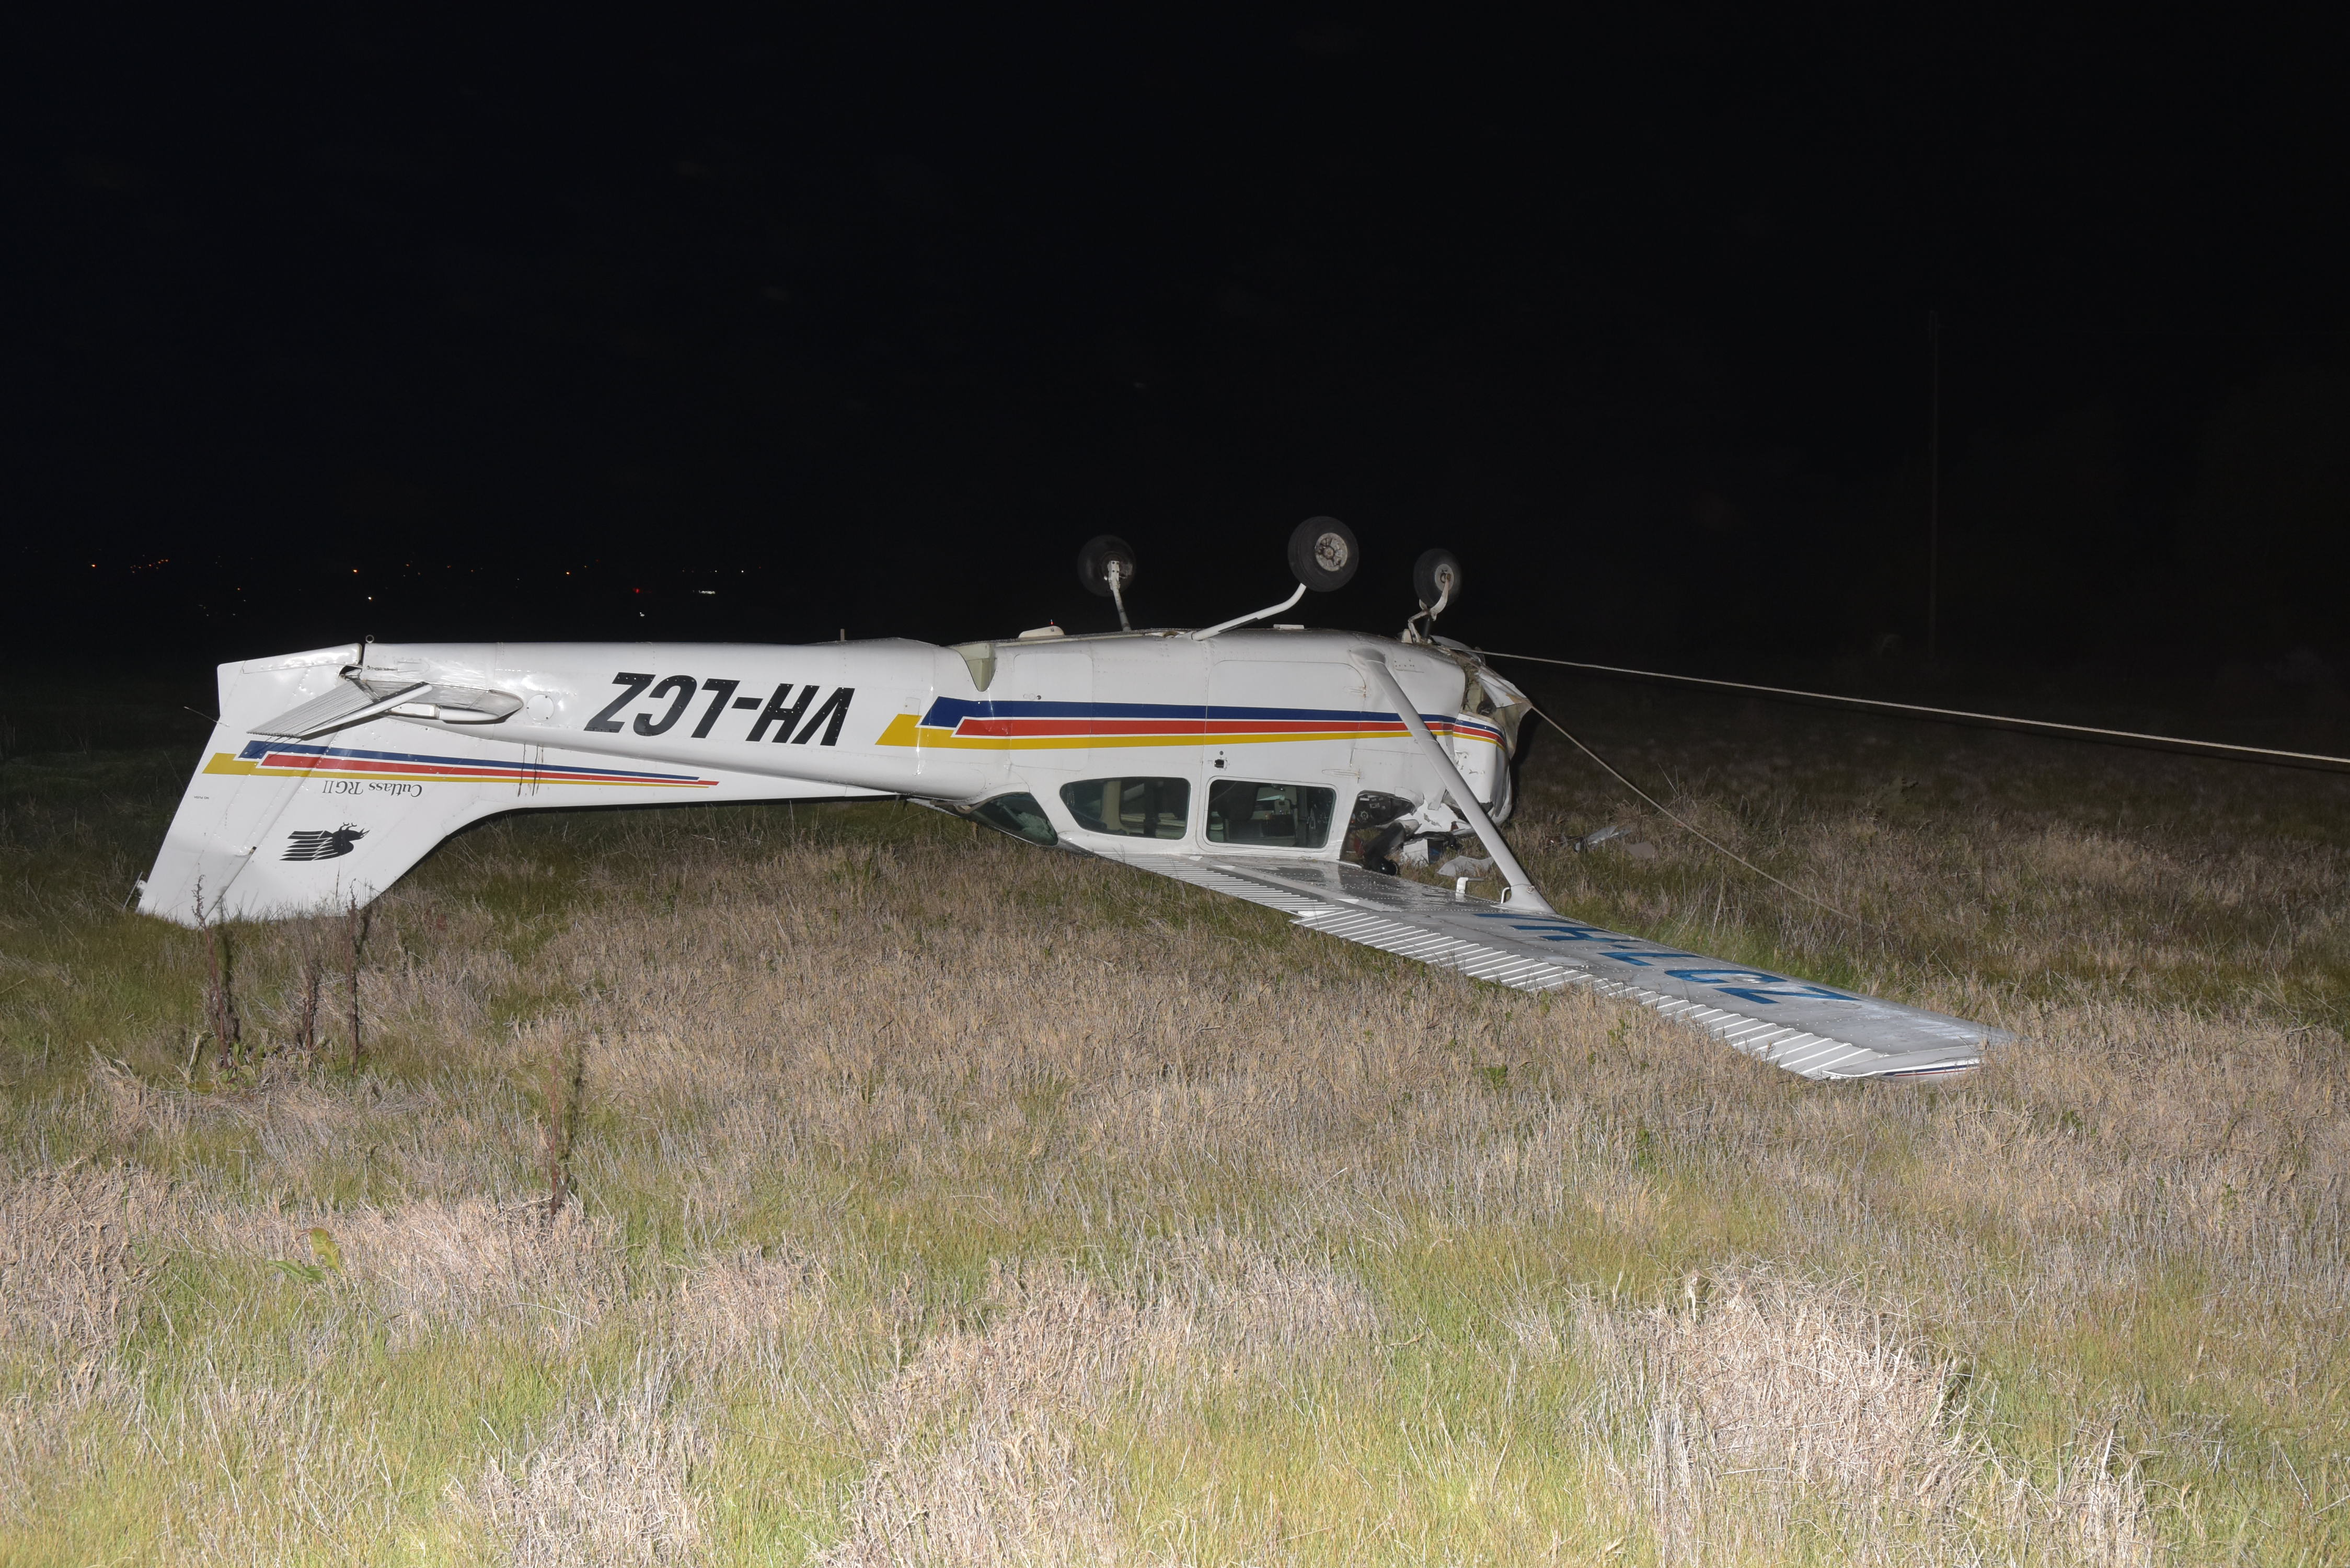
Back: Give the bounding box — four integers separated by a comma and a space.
1927, 309, 1941, 663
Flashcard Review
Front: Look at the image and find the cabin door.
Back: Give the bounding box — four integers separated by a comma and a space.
1203, 655, 1365, 852
992, 644, 1094, 821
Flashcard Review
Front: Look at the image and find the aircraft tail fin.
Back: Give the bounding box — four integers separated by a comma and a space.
141, 648, 557, 925
138, 720, 521, 926
138, 645, 880, 927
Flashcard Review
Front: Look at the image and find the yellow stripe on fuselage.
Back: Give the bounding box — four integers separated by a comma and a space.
198, 752, 710, 788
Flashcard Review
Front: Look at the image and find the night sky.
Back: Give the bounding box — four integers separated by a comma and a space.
8, 10, 2347, 671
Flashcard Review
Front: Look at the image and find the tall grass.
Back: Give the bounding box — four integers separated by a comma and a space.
3, 677, 2347, 1563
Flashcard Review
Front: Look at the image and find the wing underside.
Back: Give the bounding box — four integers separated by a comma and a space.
1099, 850, 2010, 1081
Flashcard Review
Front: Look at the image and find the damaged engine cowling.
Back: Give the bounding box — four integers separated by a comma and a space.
1433, 643, 1531, 822
1342, 647, 1532, 877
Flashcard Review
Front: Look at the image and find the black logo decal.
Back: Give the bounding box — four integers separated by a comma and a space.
284, 824, 367, 861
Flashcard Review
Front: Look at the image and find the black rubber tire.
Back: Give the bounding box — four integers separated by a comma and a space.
1287, 516, 1360, 591
1412, 548, 1463, 610
1076, 535, 1138, 597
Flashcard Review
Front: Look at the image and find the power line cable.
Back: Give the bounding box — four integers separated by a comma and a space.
1520, 698, 1860, 925
1478, 653, 2350, 772
1518, 696, 1989, 999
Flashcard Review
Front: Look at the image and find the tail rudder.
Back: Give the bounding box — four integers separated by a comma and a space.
139, 643, 895, 925
139, 645, 508, 925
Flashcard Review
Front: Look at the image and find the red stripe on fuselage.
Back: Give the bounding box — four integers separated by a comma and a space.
948, 717, 1494, 741
951, 717, 1410, 739
253, 750, 681, 784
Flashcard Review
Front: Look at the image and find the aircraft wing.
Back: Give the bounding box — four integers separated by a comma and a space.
1096, 850, 2010, 1081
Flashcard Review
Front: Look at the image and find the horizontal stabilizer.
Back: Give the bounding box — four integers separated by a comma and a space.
1101, 850, 2010, 1081
251, 679, 431, 739
409, 685, 525, 724
251, 676, 525, 738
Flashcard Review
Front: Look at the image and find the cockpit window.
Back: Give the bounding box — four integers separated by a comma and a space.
1059, 777, 1190, 839
1205, 780, 1337, 848
965, 792, 1059, 846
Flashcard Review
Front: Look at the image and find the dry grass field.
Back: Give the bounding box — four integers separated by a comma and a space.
4, 670, 2349, 1564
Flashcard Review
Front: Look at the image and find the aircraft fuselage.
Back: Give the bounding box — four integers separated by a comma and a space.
140, 627, 1522, 925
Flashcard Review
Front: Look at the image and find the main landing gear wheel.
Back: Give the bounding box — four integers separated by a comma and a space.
1413, 548, 1462, 612
1287, 516, 1360, 592
1076, 535, 1138, 596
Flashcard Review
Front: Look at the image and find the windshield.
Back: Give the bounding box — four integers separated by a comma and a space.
964, 793, 1059, 846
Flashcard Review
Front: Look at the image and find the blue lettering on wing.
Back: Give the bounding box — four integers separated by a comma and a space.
1595, 950, 1702, 967
1474, 913, 1619, 943
1714, 984, 1855, 1004
1664, 967, 1854, 1005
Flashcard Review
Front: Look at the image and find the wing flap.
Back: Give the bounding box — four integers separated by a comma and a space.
1101, 849, 2009, 1081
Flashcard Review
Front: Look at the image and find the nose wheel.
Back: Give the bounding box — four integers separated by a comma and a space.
1404, 547, 1462, 642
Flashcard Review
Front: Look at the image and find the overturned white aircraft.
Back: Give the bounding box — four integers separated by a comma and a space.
140, 520, 2008, 1081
